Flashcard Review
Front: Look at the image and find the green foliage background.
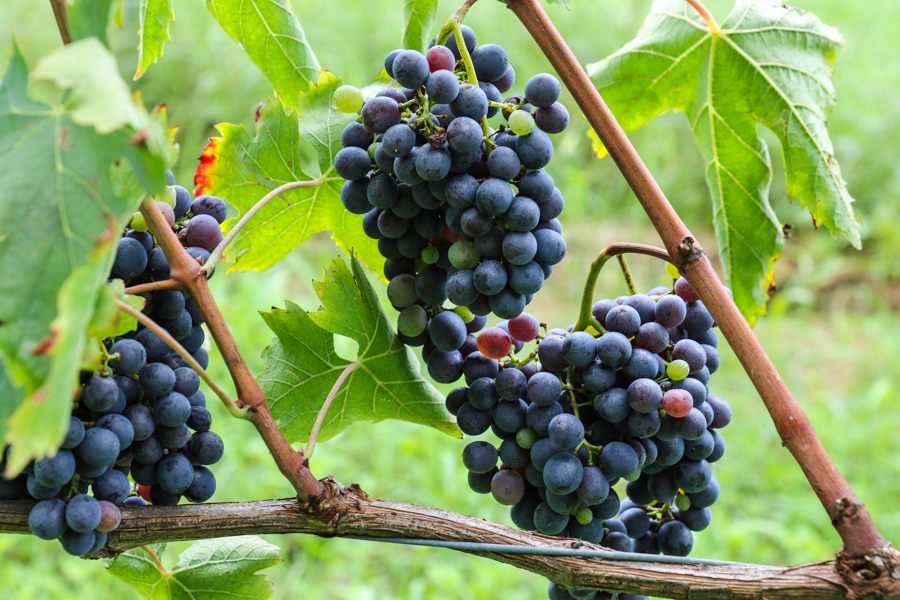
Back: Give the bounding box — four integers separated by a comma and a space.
1, 0, 899, 598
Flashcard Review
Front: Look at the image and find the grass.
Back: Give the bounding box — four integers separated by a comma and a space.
1, 0, 899, 597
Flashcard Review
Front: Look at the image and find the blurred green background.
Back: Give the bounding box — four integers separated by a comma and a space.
1, 0, 899, 598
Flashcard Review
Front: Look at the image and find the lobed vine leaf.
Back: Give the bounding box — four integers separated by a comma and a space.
0, 41, 172, 473
194, 71, 383, 276
206, 0, 320, 108
107, 537, 282, 600
586, 0, 858, 323
259, 255, 459, 444
403, 0, 439, 54
135, 0, 175, 80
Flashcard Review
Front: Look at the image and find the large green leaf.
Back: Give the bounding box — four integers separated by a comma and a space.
206, 0, 320, 108
260, 256, 459, 444
135, 0, 175, 80
68, 0, 116, 46
194, 71, 383, 276
586, 0, 858, 322
107, 537, 282, 600
0, 41, 171, 472
403, 0, 439, 54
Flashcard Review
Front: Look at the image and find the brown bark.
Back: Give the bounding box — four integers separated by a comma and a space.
504, 0, 888, 563
0, 492, 880, 600
137, 200, 326, 501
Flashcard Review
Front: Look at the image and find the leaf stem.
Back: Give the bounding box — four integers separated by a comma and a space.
204, 178, 324, 275
573, 243, 671, 332
48, 0, 73, 44
305, 362, 360, 459
115, 299, 245, 418
684, 0, 720, 34
141, 545, 167, 574
123, 279, 180, 295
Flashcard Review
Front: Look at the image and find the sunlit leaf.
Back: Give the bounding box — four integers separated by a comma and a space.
260, 256, 459, 444
587, 0, 857, 322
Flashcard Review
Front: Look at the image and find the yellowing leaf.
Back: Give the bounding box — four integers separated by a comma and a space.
194, 72, 383, 276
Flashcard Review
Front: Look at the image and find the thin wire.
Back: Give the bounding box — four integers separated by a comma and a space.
354, 537, 756, 567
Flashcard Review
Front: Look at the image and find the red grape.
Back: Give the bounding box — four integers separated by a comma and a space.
156, 202, 175, 227
661, 389, 693, 418
477, 327, 512, 359
426, 45, 456, 72
674, 277, 699, 303
508, 312, 540, 342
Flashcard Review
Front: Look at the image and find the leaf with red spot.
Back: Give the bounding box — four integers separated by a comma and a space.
0, 41, 174, 473
194, 70, 383, 275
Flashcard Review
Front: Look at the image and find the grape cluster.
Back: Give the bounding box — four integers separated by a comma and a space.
333, 27, 569, 361
0, 171, 227, 557
445, 277, 731, 600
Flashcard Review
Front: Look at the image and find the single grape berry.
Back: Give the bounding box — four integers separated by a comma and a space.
477, 327, 512, 359
334, 85, 365, 113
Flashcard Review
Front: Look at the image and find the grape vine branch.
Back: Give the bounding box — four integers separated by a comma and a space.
0, 496, 862, 600
504, 0, 896, 578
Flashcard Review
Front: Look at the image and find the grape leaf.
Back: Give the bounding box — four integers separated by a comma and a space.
68, 0, 116, 46
206, 0, 320, 108
107, 537, 282, 600
586, 0, 857, 322
0, 363, 23, 447
403, 0, 439, 54
194, 71, 383, 276
135, 0, 174, 80
260, 255, 459, 444
0, 41, 171, 472
4, 247, 118, 474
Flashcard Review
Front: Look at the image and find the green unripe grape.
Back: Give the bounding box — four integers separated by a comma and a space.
508, 110, 535, 136
516, 427, 539, 449
675, 493, 691, 511
334, 85, 365, 113
368, 142, 379, 159
386, 273, 418, 308
421, 245, 439, 264
130, 212, 148, 232
622, 469, 642, 482
667, 359, 690, 381
453, 306, 474, 323
666, 262, 680, 280
574, 506, 593, 525
398, 305, 428, 337
448, 240, 481, 270
156, 186, 177, 208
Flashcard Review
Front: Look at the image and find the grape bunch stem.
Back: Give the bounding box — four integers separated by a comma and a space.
573, 243, 671, 333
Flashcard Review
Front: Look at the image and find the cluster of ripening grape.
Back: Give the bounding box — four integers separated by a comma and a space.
443, 275, 730, 600
332, 25, 569, 374
0, 171, 227, 556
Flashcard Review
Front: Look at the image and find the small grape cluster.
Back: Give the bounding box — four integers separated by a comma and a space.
0, 171, 228, 557
333, 26, 569, 360
444, 277, 731, 600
